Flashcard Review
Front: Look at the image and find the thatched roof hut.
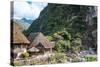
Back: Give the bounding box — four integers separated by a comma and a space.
11, 22, 30, 59
28, 32, 52, 49
11, 22, 30, 44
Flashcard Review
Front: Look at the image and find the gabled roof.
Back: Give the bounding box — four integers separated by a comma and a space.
11, 22, 30, 44
28, 32, 52, 48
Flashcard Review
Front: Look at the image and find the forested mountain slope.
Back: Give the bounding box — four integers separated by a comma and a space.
25, 3, 97, 52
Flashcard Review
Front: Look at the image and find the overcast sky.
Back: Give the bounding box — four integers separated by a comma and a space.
12, 1, 48, 20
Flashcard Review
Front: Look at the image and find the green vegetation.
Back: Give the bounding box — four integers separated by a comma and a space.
84, 55, 97, 62
71, 58, 82, 62
13, 60, 22, 66
48, 53, 67, 64
31, 60, 41, 65
46, 30, 81, 53
21, 52, 29, 59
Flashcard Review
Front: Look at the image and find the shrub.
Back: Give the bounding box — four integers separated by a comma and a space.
46, 36, 53, 41
71, 38, 82, 52
14, 60, 22, 66
31, 60, 40, 65
71, 57, 82, 62
84, 55, 97, 62
21, 52, 29, 59
54, 39, 71, 52
48, 53, 67, 64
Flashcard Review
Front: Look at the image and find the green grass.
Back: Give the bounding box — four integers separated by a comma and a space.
84, 55, 97, 62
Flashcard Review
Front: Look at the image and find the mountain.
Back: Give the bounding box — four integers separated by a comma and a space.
13, 19, 30, 31
25, 3, 97, 52
12, 17, 33, 31
21, 18, 33, 24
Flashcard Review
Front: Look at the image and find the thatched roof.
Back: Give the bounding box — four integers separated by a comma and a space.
11, 22, 30, 44
28, 32, 52, 48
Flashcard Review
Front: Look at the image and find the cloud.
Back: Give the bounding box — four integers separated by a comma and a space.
13, 1, 47, 20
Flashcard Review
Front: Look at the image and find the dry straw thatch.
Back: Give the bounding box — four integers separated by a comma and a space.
28, 32, 52, 48
12, 22, 30, 44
